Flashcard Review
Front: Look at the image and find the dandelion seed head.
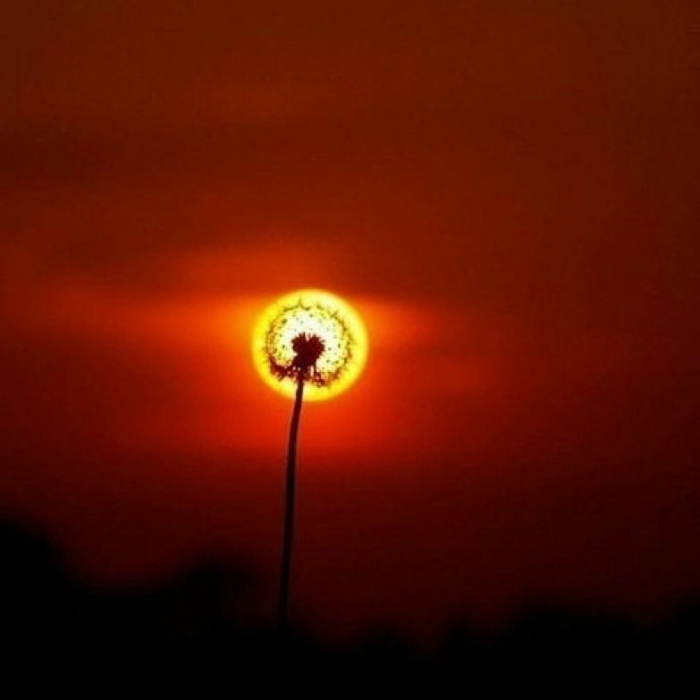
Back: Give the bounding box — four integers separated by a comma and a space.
252, 289, 368, 401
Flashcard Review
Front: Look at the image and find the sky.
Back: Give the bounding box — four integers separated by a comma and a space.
1, 0, 699, 641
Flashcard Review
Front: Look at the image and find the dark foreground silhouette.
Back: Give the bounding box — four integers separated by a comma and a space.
1, 519, 698, 692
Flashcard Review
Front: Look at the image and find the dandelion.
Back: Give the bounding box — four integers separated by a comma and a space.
252, 290, 368, 629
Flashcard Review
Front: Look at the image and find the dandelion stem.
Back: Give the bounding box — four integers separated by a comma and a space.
278, 374, 305, 631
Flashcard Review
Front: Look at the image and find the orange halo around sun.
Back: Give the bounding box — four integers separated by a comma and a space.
252, 289, 368, 401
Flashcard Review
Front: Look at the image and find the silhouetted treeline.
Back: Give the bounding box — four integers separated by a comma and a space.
1, 519, 698, 693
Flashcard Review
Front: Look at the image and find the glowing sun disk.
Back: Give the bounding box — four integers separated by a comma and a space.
252, 289, 368, 401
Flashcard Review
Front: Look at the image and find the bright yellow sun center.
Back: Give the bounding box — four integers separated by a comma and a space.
252, 289, 368, 401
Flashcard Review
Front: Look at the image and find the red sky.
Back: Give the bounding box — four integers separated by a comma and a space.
1, 1, 699, 641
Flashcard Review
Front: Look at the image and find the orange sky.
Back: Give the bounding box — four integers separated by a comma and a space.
1, 0, 699, 640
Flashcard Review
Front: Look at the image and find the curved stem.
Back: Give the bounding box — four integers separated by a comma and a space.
278, 375, 305, 631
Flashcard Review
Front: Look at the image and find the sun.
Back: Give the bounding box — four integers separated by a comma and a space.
252, 289, 368, 401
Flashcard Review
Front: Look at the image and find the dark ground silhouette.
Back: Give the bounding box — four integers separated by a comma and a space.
1, 518, 698, 693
